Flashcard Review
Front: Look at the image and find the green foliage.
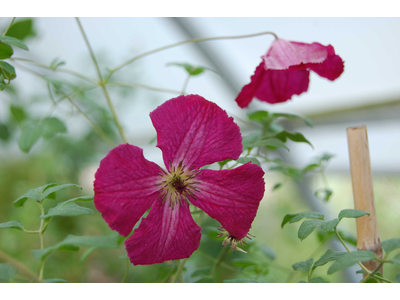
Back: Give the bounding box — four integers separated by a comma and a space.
167, 62, 217, 76
281, 211, 325, 228
32, 234, 120, 262
5, 18, 36, 41
313, 249, 346, 267
327, 250, 377, 274
231, 259, 258, 270
292, 258, 314, 273
257, 245, 276, 260
43, 278, 68, 283
0, 220, 24, 231
309, 277, 329, 283
338, 209, 370, 220
0, 61, 16, 80
389, 253, 400, 265
396, 273, 400, 283
298, 219, 326, 240
0, 35, 29, 50
42, 117, 67, 139
247, 110, 313, 128
0, 42, 13, 59
314, 188, 333, 202
236, 157, 261, 166
18, 124, 43, 153
223, 278, 258, 283
381, 238, 400, 255
41, 202, 93, 219
10, 105, 27, 123
274, 131, 313, 148
191, 267, 211, 278
13, 183, 81, 207
320, 218, 339, 232
0, 123, 10, 140
0, 263, 18, 282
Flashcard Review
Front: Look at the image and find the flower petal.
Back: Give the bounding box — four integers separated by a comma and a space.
263, 39, 328, 70
94, 144, 161, 236
125, 200, 202, 265
235, 62, 266, 108
308, 45, 344, 81
150, 94, 242, 170
255, 68, 310, 104
190, 163, 265, 240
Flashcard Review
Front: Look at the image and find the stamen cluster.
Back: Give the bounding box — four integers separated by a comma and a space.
217, 226, 255, 253
157, 161, 201, 209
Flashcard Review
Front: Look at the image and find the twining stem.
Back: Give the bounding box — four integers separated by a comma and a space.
211, 245, 231, 278
2, 17, 16, 35
111, 31, 279, 73
75, 17, 128, 144
181, 74, 191, 95
172, 258, 188, 283
38, 202, 45, 281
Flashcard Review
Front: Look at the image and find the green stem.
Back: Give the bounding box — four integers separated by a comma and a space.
107, 81, 181, 94
211, 245, 230, 278
111, 31, 279, 73
38, 202, 45, 281
181, 74, 191, 95
75, 17, 128, 144
9, 58, 98, 84
121, 258, 129, 283
172, 258, 187, 283
0, 249, 40, 282
2, 17, 16, 35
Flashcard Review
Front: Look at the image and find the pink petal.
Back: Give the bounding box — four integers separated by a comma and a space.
125, 200, 202, 265
190, 163, 265, 240
308, 45, 344, 81
263, 39, 328, 70
235, 62, 266, 108
255, 69, 310, 104
150, 94, 242, 170
94, 144, 161, 236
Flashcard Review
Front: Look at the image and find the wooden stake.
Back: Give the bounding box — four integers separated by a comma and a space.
346, 125, 382, 276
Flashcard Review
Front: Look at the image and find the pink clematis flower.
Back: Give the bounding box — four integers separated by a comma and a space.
94, 94, 265, 265
235, 39, 344, 108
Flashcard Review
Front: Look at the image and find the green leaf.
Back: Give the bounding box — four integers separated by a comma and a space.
0, 42, 13, 59
272, 183, 282, 191
223, 278, 258, 283
167, 62, 216, 76
253, 138, 290, 151
389, 253, 400, 265
381, 238, 400, 255
0, 220, 24, 231
309, 277, 329, 283
0, 263, 18, 281
32, 234, 120, 261
191, 267, 211, 278
274, 131, 313, 148
320, 153, 335, 162
327, 250, 377, 274
64, 195, 94, 203
292, 258, 314, 273
231, 259, 257, 269
313, 249, 347, 267
80, 247, 97, 263
41, 183, 82, 200
395, 273, 400, 283
315, 188, 333, 202
247, 111, 269, 123
217, 159, 232, 169
281, 211, 325, 228
302, 163, 321, 173
236, 157, 261, 166
193, 276, 214, 283
298, 219, 326, 240
18, 124, 43, 153
0, 61, 16, 81
0, 35, 29, 50
13, 183, 57, 207
41, 117, 67, 139
258, 245, 276, 260
271, 112, 313, 128
0, 123, 10, 141
321, 218, 340, 232
10, 105, 27, 123
43, 278, 68, 283
41, 202, 93, 219
5, 19, 36, 41
338, 209, 370, 220
50, 57, 66, 70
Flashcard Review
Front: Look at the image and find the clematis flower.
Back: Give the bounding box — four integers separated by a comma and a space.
235, 39, 344, 108
94, 94, 265, 265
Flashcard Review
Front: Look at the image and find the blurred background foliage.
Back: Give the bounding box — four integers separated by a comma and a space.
1, 17, 400, 283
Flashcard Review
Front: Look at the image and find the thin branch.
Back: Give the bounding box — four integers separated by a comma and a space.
2, 17, 16, 35
107, 81, 181, 95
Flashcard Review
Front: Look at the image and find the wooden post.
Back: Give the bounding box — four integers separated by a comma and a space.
346, 125, 382, 276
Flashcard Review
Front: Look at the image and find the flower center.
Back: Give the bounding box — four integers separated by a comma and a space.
217, 226, 255, 253
156, 161, 201, 209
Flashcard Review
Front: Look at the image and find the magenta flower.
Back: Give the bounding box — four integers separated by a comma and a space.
94, 94, 265, 265
235, 39, 344, 108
